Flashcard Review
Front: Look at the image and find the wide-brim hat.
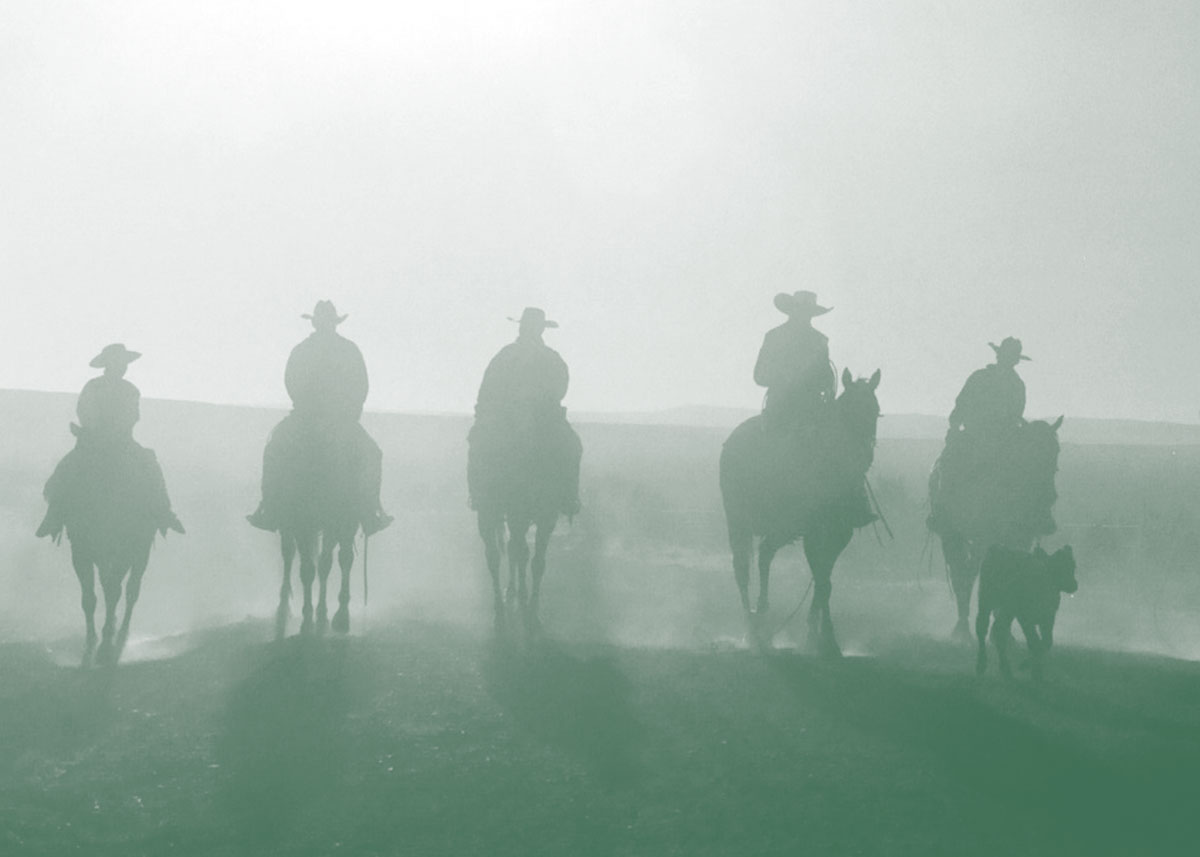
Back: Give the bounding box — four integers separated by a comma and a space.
508, 307, 559, 329
302, 300, 347, 326
989, 336, 1031, 362
774, 290, 832, 317
89, 343, 141, 369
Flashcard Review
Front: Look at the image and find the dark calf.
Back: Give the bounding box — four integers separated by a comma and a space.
976, 545, 1077, 679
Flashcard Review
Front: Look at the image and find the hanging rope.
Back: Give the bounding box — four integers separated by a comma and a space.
362, 532, 369, 608
865, 477, 894, 543
761, 576, 815, 642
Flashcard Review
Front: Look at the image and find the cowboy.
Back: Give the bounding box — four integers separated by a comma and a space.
929, 337, 1032, 535
469, 307, 582, 515
247, 301, 393, 535
36, 344, 183, 540
754, 290, 836, 430
948, 337, 1029, 437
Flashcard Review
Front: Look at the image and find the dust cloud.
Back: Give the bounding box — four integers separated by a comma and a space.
5, 390, 1198, 665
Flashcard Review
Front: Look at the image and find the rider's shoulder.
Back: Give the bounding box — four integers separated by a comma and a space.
294, 330, 359, 354
81, 375, 138, 394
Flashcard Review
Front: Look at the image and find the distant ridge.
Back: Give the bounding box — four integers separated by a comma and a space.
4, 389, 1199, 447
573, 403, 1200, 446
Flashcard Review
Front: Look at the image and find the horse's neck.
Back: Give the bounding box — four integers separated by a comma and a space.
826, 409, 876, 471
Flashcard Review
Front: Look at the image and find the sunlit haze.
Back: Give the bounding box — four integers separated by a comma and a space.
3, 1, 1198, 421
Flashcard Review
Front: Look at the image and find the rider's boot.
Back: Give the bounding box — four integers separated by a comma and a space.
35, 503, 66, 541
246, 502, 278, 532
362, 505, 394, 536
847, 482, 878, 528
159, 510, 186, 536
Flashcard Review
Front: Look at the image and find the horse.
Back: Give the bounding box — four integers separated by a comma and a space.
928, 416, 1064, 641
50, 443, 179, 666
268, 424, 363, 640
719, 368, 881, 656
471, 418, 576, 638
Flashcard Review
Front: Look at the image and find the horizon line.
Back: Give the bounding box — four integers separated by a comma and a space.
3, 385, 1198, 428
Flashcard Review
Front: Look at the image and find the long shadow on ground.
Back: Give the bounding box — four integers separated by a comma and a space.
769, 649, 1200, 856
483, 638, 643, 791
214, 635, 363, 845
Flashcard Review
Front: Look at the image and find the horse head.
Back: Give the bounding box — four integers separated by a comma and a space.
1020, 415, 1064, 474
837, 368, 882, 454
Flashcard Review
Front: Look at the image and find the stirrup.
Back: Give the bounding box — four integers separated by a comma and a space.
362, 511, 394, 536
246, 509, 278, 532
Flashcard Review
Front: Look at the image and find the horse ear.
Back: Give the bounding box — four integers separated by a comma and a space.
842, 368, 853, 388
1052, 415, 1064, 431
868, 369, 881, 391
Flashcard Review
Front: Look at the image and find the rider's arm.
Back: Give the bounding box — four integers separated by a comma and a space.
284, 345, 302, 407
948, 371, 980, 429
349, 343, 369, 420
551, 353, 569, 403
752, 333, 775, 388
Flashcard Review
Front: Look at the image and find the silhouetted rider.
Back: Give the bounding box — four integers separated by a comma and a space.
948, 336, 1028, 436
751, 291, 874, 526
247, 301, 393, 535
754, 290, 836, 431
929, 337, 1032, 534
468, 307, 582, 515
36, 344, 184, 540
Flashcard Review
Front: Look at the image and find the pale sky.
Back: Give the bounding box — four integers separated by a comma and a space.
2, 1, 1198, 421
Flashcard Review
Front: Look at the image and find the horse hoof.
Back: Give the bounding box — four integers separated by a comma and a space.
820, 637, 843, 660
950, 622, 972, 644
332, 610, 350, 635
300, 617, 314, 635
524, 614, 543, 639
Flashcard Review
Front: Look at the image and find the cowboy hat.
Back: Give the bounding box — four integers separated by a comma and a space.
774, 290, 832, 317
302, 300, 348, 326
508, 307, 559, 329
89, 343, 141, 369
989, 336, 1031, 362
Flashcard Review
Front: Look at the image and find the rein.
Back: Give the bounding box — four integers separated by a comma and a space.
763, 576, 815, 642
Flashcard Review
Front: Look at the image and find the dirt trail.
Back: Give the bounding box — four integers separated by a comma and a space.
1, 621, 1198, 856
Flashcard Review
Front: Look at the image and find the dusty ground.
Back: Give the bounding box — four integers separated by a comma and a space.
2, 615, 1198, 857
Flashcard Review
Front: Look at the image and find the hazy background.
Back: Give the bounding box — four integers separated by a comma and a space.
3, 391, 1199, 663
3, 0, 1198, 421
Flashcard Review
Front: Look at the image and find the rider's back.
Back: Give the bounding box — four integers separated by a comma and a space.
77, 375, 140, 443
950, 364, 1025, 437
476, 338, 569, 424
286, 331, 369, 423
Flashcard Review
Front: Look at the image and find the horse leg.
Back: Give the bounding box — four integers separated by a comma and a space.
299, 534, 317, 634
96, 563, 123, 666
728, 519, 754, 621
1017, 616, 1044, 681
804, 525, 852, 659
975, 607, 992, 676
276, 533, 296, 640
942, 533, 976, 642
478, 512, 506, 634
756, 536, 780, 617
316, 533, 334, 632
508, 520, 532, 614
527, 516, 556, 635
332, 536, 354, 635
994, 612, 1015, 678
71, 543, 98, 665
116, 538, 153, 658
